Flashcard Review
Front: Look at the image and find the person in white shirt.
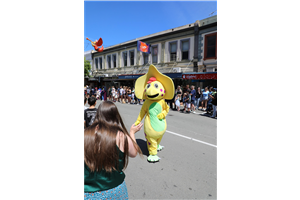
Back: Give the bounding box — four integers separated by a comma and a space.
84, 96, 89, 110
111, 86, 116, 102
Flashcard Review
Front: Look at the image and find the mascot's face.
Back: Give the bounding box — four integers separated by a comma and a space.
144, 78, 166, 101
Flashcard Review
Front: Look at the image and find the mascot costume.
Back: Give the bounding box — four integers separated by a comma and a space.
134, 64, 174, 162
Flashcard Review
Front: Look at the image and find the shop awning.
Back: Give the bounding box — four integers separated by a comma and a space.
118, 73, 182, 79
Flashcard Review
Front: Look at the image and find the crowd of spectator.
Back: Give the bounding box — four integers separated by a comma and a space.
84, 83, 217, 120
166, 84, 217, 118
84, 85, 143, 105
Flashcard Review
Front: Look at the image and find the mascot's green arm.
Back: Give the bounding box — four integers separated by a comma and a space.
157, 101, 169, 120
135, 103, 147, 126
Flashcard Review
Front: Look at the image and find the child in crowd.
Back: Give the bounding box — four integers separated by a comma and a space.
175, 94, 181, 111
84, 96, 98, 128
182, 92, 191, 113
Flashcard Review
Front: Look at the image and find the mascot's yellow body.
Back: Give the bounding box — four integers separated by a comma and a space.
134, 65, 174, 162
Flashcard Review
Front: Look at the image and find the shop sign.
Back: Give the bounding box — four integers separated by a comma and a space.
118, 74, 144, 79
182, 73, 217, 80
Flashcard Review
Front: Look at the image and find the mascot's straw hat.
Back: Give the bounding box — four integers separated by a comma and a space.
135, 64, 174, 100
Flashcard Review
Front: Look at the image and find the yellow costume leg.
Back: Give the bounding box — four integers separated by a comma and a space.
157, 136, 163, 146
156, 136, 165, 151
146, 135, 158, 155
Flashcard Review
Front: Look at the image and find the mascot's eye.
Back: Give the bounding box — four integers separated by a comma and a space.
154, 83, 158, 88
147, 84, 151, 89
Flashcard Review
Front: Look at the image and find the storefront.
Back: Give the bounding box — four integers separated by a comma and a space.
117, 74, 144, 88
85, 77, 100, 88
117, 73, 182, 89
182, 72, 217, 88
101, 76, 120, 88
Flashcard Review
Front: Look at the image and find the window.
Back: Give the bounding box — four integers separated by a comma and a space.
123, 52, 127, 67
170, 42, 177, 61
107, 55, 111, 68
143, 53, 149, 65
112, 54, 116, 68
95, 58, 98, 69
152, 46, 158, 63
99, 57, 102, 69
181, 40, 189, 60
204, 32, 217, 60
130, 51, 134, 66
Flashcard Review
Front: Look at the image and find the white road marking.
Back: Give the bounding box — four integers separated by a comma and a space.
165, 130, 217, 148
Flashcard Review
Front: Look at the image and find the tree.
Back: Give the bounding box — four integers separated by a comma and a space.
84, 57, 91, 77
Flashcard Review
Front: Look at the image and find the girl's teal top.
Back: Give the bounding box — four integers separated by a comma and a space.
84, 146, 125, 193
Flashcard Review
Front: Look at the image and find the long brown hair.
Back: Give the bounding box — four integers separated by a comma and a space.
84, 101, 142, 173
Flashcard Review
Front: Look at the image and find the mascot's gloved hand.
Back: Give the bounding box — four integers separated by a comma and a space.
157, 113, 164, 120
157, 112, 166, 120
157, 109, 168, 120
134, 121, 140, 126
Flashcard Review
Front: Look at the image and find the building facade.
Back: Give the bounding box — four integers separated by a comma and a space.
184, 15, 217, 88
89, 15, 217, 89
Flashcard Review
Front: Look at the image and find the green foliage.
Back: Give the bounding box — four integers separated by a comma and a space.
84, 57, 91, 77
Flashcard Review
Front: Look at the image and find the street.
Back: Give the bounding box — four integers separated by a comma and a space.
93, 100, 217, 199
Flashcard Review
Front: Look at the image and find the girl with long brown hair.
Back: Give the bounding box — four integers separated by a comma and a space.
84, 101, 143, 200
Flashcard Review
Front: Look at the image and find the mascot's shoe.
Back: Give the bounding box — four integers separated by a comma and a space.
147, 155, 160, 163
157, 144, 164, 152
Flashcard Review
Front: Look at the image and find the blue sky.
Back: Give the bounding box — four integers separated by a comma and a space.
84, 1, 217, 52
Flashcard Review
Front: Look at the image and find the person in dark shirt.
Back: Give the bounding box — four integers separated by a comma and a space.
103, 87, 107, 101
190, 85, 196, 113
186, 85, 191, 93
182, 85, 188, 94
84, 96, 98, 128
195, 87, 203, 110
210, 90, 217, 118
183, 91, 191, 113
91, 87, 95, 96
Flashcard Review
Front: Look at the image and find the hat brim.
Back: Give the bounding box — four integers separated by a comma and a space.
135, 64, 174, 100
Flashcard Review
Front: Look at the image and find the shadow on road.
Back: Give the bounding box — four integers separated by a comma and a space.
136, 139, 149, 156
